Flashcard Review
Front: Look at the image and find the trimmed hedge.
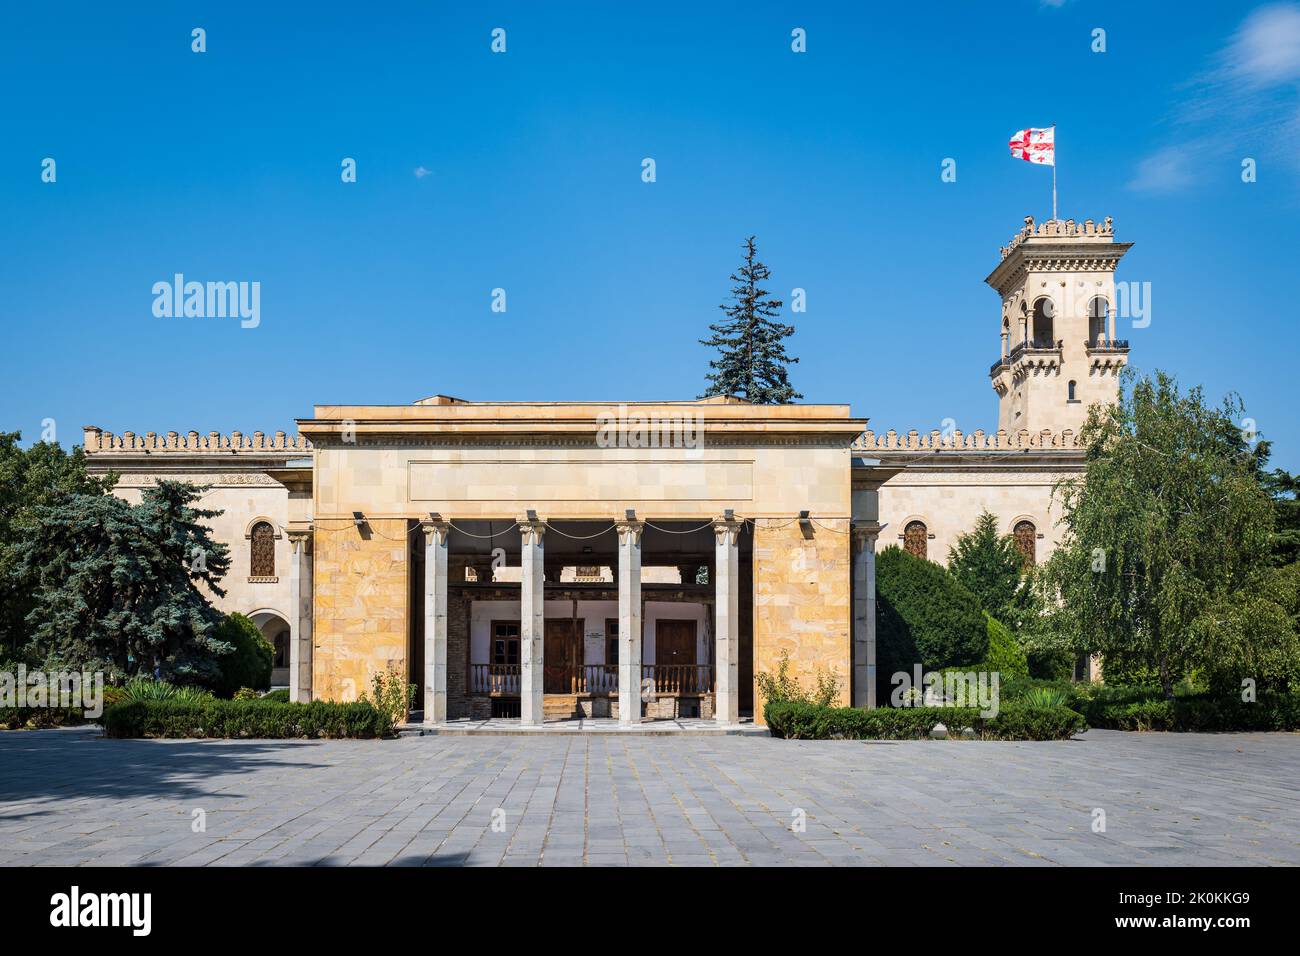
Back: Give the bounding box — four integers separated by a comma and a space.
102, 699, 393, 739
1083, 692, 1300, 732
764, 700, 1086, 741
0, 707, 87, 730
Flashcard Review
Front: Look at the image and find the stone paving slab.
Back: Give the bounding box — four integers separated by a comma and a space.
398, 717, 769, 736
0, 726, 1296, 866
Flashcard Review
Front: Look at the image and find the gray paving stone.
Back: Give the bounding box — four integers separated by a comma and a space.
2, 727, 1297, 866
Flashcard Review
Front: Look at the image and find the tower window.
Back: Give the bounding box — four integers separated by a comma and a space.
1013, 521, 1037, 568
1088, 297, 1109, 347
250, 521, 276, 578
1032, 298, 1054, 347
903, 521, 928, 560
1068, 380, 1078, 401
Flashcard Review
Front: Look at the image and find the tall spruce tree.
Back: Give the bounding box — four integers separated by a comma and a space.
947, 511, 1034, 627
19, 480, 233, 683
0, 432, 116, 660
700, 236, 802, 404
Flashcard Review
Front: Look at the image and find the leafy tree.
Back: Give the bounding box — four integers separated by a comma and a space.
19, 480, 233, 684
1039, 370, 1276, 698
1190, 563, 1300, 694
876, 545, 988, 700
0, 432, 116, 659
210, 612, 274, 697
700, 236, 801, 404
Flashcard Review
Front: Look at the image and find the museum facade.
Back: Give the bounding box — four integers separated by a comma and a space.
83, 216, 1129, 726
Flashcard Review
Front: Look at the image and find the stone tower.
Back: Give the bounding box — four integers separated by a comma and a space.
986, 216, 1133, 435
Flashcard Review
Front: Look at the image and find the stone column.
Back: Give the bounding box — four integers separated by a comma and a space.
1107, 305, 1116, 346
615, 516, 644, 725
287, 529, 313, 703
421, 517, 450, 725
713, 515, 743, 725
519, 517, 546, 726
852, 522, 882, 709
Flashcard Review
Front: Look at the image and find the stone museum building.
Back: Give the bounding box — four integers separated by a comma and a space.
83, 216, 1130, 726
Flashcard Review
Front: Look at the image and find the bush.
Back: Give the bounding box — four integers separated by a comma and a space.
118, 676, 214, 705
360, 666, 416, 724
261, 689, 290, 703
102, 698, 394, 739
876, 546, 988, 703
1081, 688, 1300, 732
764, 700, 1085, 741
0, 706, 86, 730
210, 613, 273, 698
981, 614, 1029, 681
755, 650, 841, 708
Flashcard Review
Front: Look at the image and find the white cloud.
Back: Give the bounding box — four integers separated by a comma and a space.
1128, 148, 1196, 193
1222, 3, 1300, 86
1130, 3, 1300, 192
414, 166, 433, 179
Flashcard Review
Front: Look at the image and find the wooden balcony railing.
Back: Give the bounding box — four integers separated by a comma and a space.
467, 663, 714, 696
469, 663, 521, 695
644, 664, 714, 695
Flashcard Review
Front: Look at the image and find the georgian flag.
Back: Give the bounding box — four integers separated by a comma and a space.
1009, 126, 1055, 166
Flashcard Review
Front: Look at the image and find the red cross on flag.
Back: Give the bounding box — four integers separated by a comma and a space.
1009, 127, 1055, 166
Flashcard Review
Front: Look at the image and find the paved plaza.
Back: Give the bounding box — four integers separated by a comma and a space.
1, 727, 1296, 866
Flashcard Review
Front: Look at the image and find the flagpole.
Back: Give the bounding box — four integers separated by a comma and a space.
1052, 124, 1057, 221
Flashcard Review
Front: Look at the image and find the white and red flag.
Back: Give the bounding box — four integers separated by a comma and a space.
1009, 126, 1055, 166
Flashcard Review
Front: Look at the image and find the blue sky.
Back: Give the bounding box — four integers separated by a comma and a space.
3, 1, 1299, 468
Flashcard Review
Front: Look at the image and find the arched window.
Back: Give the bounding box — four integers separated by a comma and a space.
903, 521, 928, 560
1013, 521, 1036, 567
1088, 297, 1109, 347
1068, 380, 1077, 401
1032, 298, 1054, 347
250, 521, 276, 578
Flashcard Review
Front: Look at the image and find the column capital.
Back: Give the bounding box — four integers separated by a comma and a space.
420, 517, 451, 546
713, 515, 744, 547
851, 521, 883, 550
286, 524, 313, 553
517, 516, 547, 546
614, 518, 644, 546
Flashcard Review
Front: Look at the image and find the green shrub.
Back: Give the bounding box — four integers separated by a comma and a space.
118, 676, 214, 705
0, 706, 87, 730
102, 698, 394, 739
982, 615, 1029, 681
261, 689, 290, 703
764, 700, 1085, 741
876, 546, 988, 700
1082, 689, 1300, 732
360, 665, 416, 724
232, 687, 258, 701
1022, 687, 1068, 708
210, 613, 273, 698
755, 650, 842, 708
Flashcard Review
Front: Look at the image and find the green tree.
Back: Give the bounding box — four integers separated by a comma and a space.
876, 545, 988, 700
1039, 370, 1276, 698
0, 432, 116, 659
210, 612, 274, 697
1261, 467, 1300, 567
700, 236, 801, 404
948, 511, 1030, 623
19, 480, 233, 683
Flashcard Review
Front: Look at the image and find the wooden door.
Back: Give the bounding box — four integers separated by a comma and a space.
655, 619, 697, 692
543, 619, 583, 693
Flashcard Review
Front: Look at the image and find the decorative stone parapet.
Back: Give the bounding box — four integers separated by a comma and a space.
853, 427, 1078, 452
82, 426, 311, 453
999, 214, 1115, 260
